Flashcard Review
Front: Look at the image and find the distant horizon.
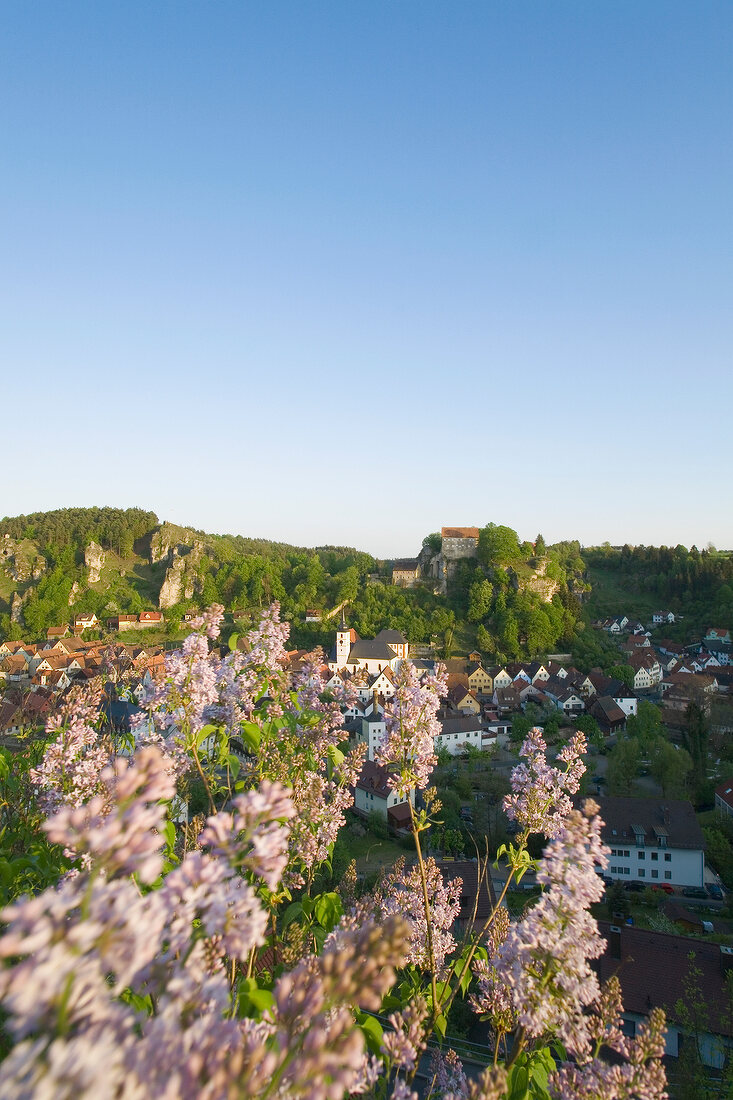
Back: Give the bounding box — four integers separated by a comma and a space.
1, 501, 730, 560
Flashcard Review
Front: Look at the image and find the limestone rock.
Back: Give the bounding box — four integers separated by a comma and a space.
85, 541, 106, 584
10, 591, 26, 624
68, 581, 80, 606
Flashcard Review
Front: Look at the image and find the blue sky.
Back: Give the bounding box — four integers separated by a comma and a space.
2, 2, 731, 556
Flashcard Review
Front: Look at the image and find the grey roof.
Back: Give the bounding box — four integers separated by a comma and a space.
439, 715, 483, 735
596, 796, 705, 852
347, 639, 396, 662
374, 628, 408, 644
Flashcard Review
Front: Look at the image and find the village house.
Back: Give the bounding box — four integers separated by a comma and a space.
436, 714, 483, 755
45, 624, 69, 640
466, 662, 493, 696
715, 779, 733, 821
353, 759, 413, 825
652, 610, 676, 624
138, 611, 163, 626
589, 695, 627, 735
596, 796, 705, 888
73, 613, 99, 632
598, 922, 733, 1067
628, 650, 662, 691
446, 684, 481, 715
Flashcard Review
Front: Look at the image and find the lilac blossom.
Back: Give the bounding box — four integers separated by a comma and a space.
551, 978, 668, 1099
375, 660, 447, 798
356, 855, 461, 975
381, 997, 429, 1072
503, 727, 587, 839
43, 746, 175, 883
494, 799, 609, 1055
31, 684, 110, 812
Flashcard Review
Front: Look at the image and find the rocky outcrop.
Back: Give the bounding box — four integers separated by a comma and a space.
84, 541, 106, 584
10, 591, 26, 624
518, 560, 560, 603
150, 523, 204, 565
158, 546, 207, 609
68, 581, 80, 606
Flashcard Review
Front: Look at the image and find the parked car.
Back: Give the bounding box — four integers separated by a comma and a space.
624, 881, 645, 892
707, 884, 724, 900
682, 887, 708, 899
651, 883, 674, 896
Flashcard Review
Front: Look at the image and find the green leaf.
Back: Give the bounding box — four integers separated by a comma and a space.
356, 1012, 384, 1054
247, 988, 274, 1013
195, 723, 219, 749
226, 754, 241, 780
282, 901, 303, 928
506, 1062, 530, 1100
162, 820, 176, 853
433, 1013, 447, 1039
240, 721, 261, 753
314, 892, 343, 933
228, 632, 239, 653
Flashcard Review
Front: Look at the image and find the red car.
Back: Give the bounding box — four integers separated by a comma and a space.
652, 883, 674, 895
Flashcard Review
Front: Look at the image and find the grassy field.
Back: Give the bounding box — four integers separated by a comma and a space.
585, 563, 659, 621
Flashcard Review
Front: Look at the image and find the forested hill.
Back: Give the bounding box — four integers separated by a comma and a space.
584, 544, 733, 637
0, 509, 594, 664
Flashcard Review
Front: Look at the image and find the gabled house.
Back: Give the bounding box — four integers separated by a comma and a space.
466, 663, 493, 696
589, 696, 626, 735
46, 625, 70, 640
706, 627, 731, 645
447, 684, 481, 715
138, 611, 163, 626
73, 613, 99, 631
353, 759, 413, 824
597, 796, 705, 888
652, 611, 676, 624
488, 666, 513, 691
436, 714, 483, 755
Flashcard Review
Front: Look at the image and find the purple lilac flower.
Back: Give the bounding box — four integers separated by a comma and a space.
374, 661, 447, 798
504, 727, 587, 839
494, 799, 609, 1055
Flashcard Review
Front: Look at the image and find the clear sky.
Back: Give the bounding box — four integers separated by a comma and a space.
2, 2, 731, 557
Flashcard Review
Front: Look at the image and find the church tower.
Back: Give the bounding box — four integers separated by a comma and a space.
336, 609, 352, 669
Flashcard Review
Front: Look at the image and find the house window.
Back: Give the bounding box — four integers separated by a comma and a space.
665, 871, 672, 880
638, 869, 645, 878
651, 870, 658, 879
664, 853, 671, 862
651, 852, 658, 861
638, 852, 645, 860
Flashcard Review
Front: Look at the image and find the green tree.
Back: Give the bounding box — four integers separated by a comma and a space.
575, 714, 604, 751
682, 702, 710, 792
609, 664, 635, 691
534, 534, 546, 556
607, 738, 642, 795
478, 523, 521, 568
648, 738, 692, 798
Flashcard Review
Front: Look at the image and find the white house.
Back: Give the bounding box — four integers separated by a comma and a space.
436, 714, 483, 756
597, 796, 706, 888
353, 759, 413, 824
